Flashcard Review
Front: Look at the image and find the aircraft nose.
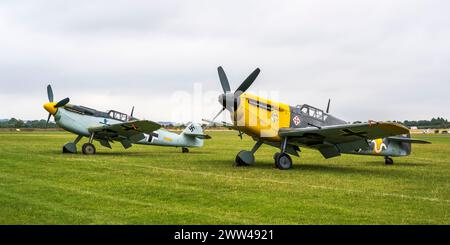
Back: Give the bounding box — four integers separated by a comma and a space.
218, 94, 225, 106
43, 102, 57, 115
218, 93, 238, 112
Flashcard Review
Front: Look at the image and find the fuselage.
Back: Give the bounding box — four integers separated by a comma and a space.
230, 92, 346, 141
52, 104, 202, 148
224, 92, 411, 157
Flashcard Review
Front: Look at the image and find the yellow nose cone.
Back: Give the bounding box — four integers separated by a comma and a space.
43, 102, 57, 115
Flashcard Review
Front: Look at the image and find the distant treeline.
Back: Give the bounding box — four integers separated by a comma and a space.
0, 117, 448, 129
402, 117, 448, 129
0, 118, 57, 128
353, 117, 448, 129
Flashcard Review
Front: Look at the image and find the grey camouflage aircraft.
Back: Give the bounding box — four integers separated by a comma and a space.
205, 66, 430, 170
43, 85, 209, 154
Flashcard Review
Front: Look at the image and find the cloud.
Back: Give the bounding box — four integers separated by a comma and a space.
0, 0, 449, 122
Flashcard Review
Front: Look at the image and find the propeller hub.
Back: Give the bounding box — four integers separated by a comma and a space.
43, 102, 57, 115
218, 93, 239, 111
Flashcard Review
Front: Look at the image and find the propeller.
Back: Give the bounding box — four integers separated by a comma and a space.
326, 98, 331, 113
205, 66, 260, 130
217, 66, 231, 93
47, 84, 54, 102
45, 116, 50, 128
46, 113, 52, 128
44, 84, 70, 128
55, 97, 70, 107
130, 106, 135, 118
211, 107, 225, 123
235, 68, 260, 95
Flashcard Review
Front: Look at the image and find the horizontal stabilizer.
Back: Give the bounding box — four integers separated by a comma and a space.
188, 134, 212, 139
387, 137, 431, 144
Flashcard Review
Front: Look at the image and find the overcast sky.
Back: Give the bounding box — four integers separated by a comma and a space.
0, 0, 449, 123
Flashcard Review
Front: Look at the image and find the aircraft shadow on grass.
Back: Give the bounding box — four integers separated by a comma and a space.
44, 149, 209, 156
200, 159, 426, 177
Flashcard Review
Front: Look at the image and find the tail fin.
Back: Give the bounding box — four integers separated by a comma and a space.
182, 122, 211, 139
387, 134, 430, 156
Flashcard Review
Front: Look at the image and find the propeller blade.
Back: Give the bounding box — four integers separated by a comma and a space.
217, 66, 231, 93
47, 84, 54, 102
211, 107, 226, 123
45, 113, 51, 128
130, 106, 135, 118
326, 99, 331, 113
204, 108, 226, 128
235, 68, 260, 94
55, 97, 70, 107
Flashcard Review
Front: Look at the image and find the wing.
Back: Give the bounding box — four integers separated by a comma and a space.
279, 122, 410, 158
89, 120, 161, 146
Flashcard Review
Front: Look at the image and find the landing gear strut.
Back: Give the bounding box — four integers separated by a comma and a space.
235, 141, 263, 166
82, 133, 96, 155
274, 137, 293, 170
385, 156, 394, 165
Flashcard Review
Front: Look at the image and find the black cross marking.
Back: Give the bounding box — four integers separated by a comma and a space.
341, 129, 367, 138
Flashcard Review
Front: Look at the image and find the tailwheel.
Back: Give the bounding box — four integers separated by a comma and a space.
182, 147, 189, 153
275, 153, 292, 170
235, 150, 255, 166
82, 143, 96, 155
385, 156, 394, 165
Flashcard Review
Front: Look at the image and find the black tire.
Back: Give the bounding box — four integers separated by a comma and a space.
235, 155, 245, 166
82, 143, 96, 155
273, 152, 281, 167
275, 153, 292, 170
62, 142, 77, 154
235, 150, 254, 166
273, 152, 281, 161
385, 157, 394, 165
182, 147, 189, 153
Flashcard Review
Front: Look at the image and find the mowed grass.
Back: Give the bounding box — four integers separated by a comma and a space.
0, 131, 449, 224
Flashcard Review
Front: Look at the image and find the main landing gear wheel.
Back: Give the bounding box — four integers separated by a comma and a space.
275, 153, 292, 170
62, 142, 77, 154
82, 143, 96, 155
235, 150, 255, 166
273, 152, 281, 161
182, 147, 189, 153
273, 152, 281, 167
385, 156, 394, 165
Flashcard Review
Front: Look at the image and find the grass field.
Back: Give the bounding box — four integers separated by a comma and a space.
0, 131, 449, 224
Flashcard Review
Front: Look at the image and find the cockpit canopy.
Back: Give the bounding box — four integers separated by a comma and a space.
108, 110, 129, 122
64, 105, 131, 122
65, 105, 104, 117
296, 104, 328, 121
